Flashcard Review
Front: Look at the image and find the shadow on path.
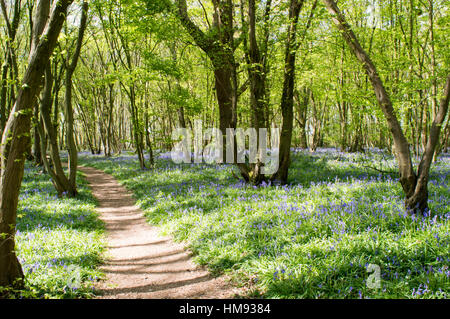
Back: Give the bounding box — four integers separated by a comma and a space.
79, 166, 237, 299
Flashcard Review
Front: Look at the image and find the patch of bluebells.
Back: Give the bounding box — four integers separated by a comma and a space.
14, 162, 105, 298
79, 148, 450, 298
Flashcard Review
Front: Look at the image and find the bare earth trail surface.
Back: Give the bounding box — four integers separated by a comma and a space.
79, 166, 238, 299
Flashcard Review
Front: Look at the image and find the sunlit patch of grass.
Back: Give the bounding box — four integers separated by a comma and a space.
13, 163, 106, 299
79, 149, 449, 299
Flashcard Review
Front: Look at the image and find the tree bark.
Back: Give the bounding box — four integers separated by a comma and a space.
64, 0, 88, 196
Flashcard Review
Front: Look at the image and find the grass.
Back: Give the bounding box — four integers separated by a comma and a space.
79, 148, 449, 299
9, 162, 106, 299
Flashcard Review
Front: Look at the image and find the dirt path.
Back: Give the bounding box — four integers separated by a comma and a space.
79, 166, 238, 299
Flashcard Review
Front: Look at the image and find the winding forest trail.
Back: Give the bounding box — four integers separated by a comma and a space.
79, 166, 237, 299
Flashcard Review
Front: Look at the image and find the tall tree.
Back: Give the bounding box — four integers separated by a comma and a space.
242, 0, 272, 184
176, 0, 248, 177
270, 0, 305, 184
63, 0, 89, 196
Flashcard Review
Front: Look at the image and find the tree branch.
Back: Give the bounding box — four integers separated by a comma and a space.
175, 0, 214, 54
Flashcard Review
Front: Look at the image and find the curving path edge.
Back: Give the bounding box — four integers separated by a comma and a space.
79, 166, 237, 299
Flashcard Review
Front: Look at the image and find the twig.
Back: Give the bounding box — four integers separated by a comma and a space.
359, 164, 397, 175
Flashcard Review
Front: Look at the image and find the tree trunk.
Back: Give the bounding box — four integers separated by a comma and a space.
294, 88, 309, 149
106, 84, 114, 157
176, 0, 248, 177
0, 0, 21, 135
33, 101, 43, 166
271, 0, 305, 184
145, 111, 154, 167
64, 0, 88, 196
127, 86, 146, 169
323, 0, 450, 214
0, 61, 8, 134
40, 64, 72, 195
238, 0, 272, 184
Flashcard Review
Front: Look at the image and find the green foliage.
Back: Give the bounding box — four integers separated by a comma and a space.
141, 51, 181, 79
160, 85, 202, 115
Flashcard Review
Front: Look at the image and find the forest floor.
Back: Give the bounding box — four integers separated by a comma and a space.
79, 150, 449, 298
79, 166, 238, 299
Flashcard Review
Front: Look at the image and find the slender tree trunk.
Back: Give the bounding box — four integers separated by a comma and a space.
33, 102, 42, 165
294, 88, 309, 149
271, 0, 305, 184
40, 64, 71, 195
177, 0, 250, 179
106, 84, 114, 157
0, 0, 21, 135
127, 85, 146, 169
323, 0, 450, 214
240, 0, 272, 184
177, 107, 186, 128
145, 111, 154, 167
0, 61, 8, 134
64, 0, 88, 196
